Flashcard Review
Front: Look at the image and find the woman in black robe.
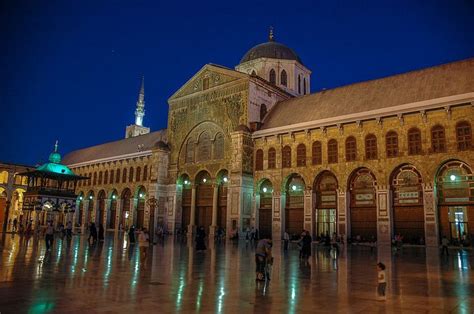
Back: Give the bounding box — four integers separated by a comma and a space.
195, 226, 206, 251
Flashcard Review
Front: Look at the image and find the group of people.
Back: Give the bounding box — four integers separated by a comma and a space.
87, 222, 105, 244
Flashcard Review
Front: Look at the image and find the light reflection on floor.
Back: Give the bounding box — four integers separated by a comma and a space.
0, 232, 473, 313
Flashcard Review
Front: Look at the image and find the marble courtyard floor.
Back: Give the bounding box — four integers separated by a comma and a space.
0, 233, 472, 313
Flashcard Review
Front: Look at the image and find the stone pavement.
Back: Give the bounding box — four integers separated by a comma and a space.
0, 233, 472, 313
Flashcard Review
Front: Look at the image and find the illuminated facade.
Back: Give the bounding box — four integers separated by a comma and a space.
62, 32, 474, 245
0, 163, 29, 231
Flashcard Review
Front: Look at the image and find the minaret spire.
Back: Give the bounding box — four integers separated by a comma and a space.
135, 76, 145, 126
268, 26, 274, 42
54, 140, 58, 152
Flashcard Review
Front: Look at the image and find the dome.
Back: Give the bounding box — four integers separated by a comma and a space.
240, 40, 302, 65
49, 152, 61, 164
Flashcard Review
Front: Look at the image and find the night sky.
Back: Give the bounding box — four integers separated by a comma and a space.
1, 0, 473, 166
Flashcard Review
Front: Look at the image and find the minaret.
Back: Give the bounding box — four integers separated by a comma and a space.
135, 76, 145, 126
125, 76, 150, 138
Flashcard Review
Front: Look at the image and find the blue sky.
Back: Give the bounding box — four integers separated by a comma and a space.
1, 0, 473, 165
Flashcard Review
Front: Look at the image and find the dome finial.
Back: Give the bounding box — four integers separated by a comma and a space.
54, 140, 59, 152
269, 26, 274, 42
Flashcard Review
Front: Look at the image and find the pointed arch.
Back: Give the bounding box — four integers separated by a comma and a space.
197, 132, 211, 162
213, 133, 224, 159
269, 68, 276, 84
280, 69, 287, 87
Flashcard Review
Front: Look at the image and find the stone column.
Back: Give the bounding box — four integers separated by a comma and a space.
103, 199, 111, 228
210, 184, 218, 236
82, 200, 89, 233
376, 186, 392, 245
115, 199, 122, 232
422, 183, 439, 246
272, 191, 282, 240
252, 192, 259, 229
337, 189, 349, 237
304, 188, 312, 233
188, 184, 196, 236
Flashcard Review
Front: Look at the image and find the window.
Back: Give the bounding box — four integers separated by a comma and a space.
203, 77, 209, 90
143, 165, 148, 181
260, 104, 267, 121
214, 133, 224, 159
408, 128, 422, 155
303, 77, 307, 95
365, 134, 377, 160
186, 138, 194, 163
298, 75, 301, 94
129, 167, 134, 183
282, 146, 291, 168
269, 69, 276, 84
431, 125, 446, 153
328, 139, 338, 163
386, 131, 399, 158
197, 132, 211, 161
255, 149, 263, 171
456, 121, 472, 151
251, 70, 256, 76
296, 144, 306, 167
104, 171, 108, 184
281, 70, 287, 87
93, 172, 97, 185
136, 167, 141, 181
122, 169, 127, 183
312, 141, 322, 165
98, 171, 103, 185
115, 169, 120, 184
268, 148, 276, 169
345, 136, 357, 161
109, 170, 114, 184
88, 173, 92, 186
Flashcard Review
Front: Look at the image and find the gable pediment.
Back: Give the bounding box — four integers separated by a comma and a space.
169, 64, 248, 101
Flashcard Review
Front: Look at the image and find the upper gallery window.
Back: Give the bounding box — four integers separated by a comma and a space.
386, 131, 399, 158
456, 121, 472, 151
328, 139, 338, 163
268, 148, 276, 169
282, 146, 291, 168
197, 132, 211, 161
407, 128, 422, 155
269, 69, 276, 84
312, 141, 322, 165
214, 133, 224, 159
255, 149, 263, 171
345, 136, 357, 161
280, 70, 287, 87
296, 144, 306, 167
365, 134, 377, 160
431, 125, 446, 153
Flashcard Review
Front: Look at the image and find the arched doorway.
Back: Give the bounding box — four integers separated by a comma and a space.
216, 170, 229, 231
86, 191, 95, 224
195, 171, 213, 232
285, 174, 305, 238
436, 160, 473, 242
135, 187, 146, 229
390, 165, 424, 244
348, 168, 377, 241
109, 190, 118, 229
258, 179, 273, 239
121, 188, 132, 229
76, 193, 84, 227
97, 190, 106, 226
179, 174, 192, 231
313, 171, 338, 239
0, 188, 7, 228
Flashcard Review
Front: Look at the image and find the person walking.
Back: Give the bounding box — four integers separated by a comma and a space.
255, 238, 272, 281
283, 230, 290, 251
301, 231, 312, 261
128, 225, 136, 244
195, 226, 207, 251
376, 262, 387, 300
45, 221, 55, 251
138, 228, 150, 269
66, 221, 73, 238
88, 222, 97, 245
441, 236, 449, 255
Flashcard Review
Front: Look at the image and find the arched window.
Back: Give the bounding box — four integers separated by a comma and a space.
268, 148, 276, 169
365, 134, 377, 160
312, 141, 322, 165
456, 121, 472, 151
104, 171, 108, 184
98, 171, 103, 185
186, 138, 194, 163
345, 136, 357, 161
93, 172, 97, 185
255, 149, 263, 171
303, 77, 307, 95
280, 70, 287, 87
282, 146, 291, 168
328, 139, 338, 163
197, 132, 211, 161
122, 169, 127, 183
269, 69, 276, 84
214, 133, 224, 159
109, 170, 114, 184
260, 104, 267, 121
298, 75, 301, 94
129, 167, 134, 183
202, 77, 209, 90
251, 70, 256, 76
143, 165, 148, 181
431, 125, 446, 153
136, 167, 141, 181
115, 169, 120, 184
296, 144, 306, 167
408, 128, 422, 155
386, 131, 399, 158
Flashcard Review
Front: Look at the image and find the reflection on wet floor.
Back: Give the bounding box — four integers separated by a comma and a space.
0, 232, 473, 313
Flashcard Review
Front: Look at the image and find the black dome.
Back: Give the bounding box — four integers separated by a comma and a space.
240, 41, 302, 65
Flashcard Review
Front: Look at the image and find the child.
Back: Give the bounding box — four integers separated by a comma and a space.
377, 262, 387, 300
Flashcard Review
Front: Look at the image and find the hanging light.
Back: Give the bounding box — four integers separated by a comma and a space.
223, 177, 228, 183
262, 187, 268, 193
184, 179, 189, 185
450, 174, 456, 181
89, 195, 93, 200
292, 185, 297, 191
202, 178, 207, 183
